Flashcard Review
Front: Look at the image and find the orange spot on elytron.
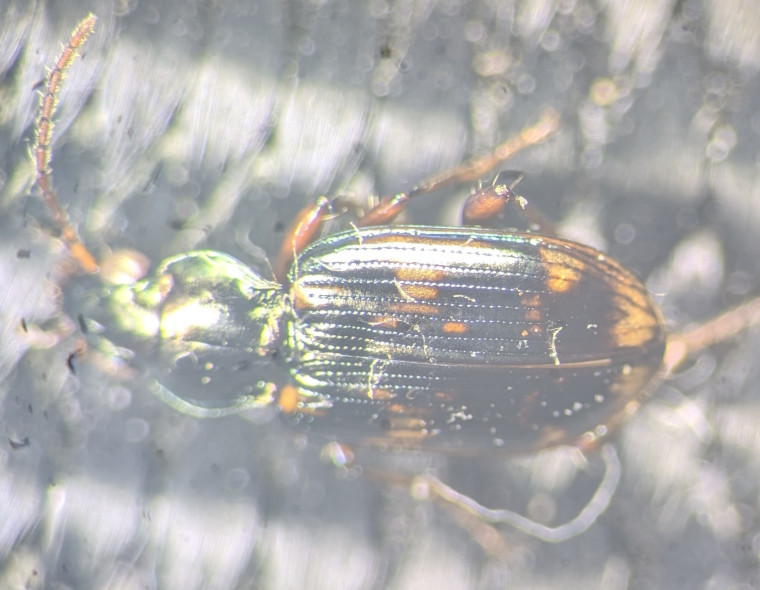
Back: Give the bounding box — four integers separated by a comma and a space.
388, 302, 440, 316
609, 293, 664, 348
383, 414, 429, 438
442, 321, 468, 334
290, 284, 312, 311
387, 403, 408, 414
524, 308, 542, 322
395, 267, 447, 283
521, 293, 543, 322
290, 283, 342, 311
540, 249, 583, 294
277, 384, 299, 414
368, 316, 399, 329
369, 388, 394, 401
399, 284, 439, 300
383, 429, 429, 440
278, 384, 327, 417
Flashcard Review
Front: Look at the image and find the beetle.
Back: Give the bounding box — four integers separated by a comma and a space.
30, 14, 760, 544
110, 220, 665, 458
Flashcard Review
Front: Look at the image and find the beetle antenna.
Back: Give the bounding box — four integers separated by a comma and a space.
32, 13, 98, 273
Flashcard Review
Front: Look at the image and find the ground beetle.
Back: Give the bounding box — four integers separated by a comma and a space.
29, 15, 760, 543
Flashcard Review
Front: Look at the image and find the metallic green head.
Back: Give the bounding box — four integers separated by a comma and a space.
104, 250, 286, 359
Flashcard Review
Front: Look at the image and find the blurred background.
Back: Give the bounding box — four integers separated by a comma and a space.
1, 0, 760, 588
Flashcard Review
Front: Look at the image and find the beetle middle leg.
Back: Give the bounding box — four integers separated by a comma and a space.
273, 108, 560, 279
459, 170, 558, 234
354, 107, 560, 227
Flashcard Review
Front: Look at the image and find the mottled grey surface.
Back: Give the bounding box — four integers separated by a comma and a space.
1, 1, 760, 589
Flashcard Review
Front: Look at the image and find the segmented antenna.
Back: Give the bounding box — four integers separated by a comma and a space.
32, 13, 98, 273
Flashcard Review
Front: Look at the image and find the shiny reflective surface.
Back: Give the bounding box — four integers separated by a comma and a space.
90, 224, 664, 454
3, 2, 760, 587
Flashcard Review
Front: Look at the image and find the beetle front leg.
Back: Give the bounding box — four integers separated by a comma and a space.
273, 196, 332, 281
273, 188, 413, 279
148, 378, 277, 418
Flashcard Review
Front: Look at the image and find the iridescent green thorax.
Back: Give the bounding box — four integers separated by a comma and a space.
100, 250, 288, 361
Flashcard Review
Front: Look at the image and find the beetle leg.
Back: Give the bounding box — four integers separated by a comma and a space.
273, 196, 332, 281
148, 379, 276, 418
274, 110, 559, 277
419, 444, 621, 543
434, 495, 516, 559
663, 295, 760, 376
353, 108, 560, 228
461, 171, 558, 234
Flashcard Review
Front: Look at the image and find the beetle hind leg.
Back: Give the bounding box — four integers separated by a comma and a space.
420, 444, 621, 543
